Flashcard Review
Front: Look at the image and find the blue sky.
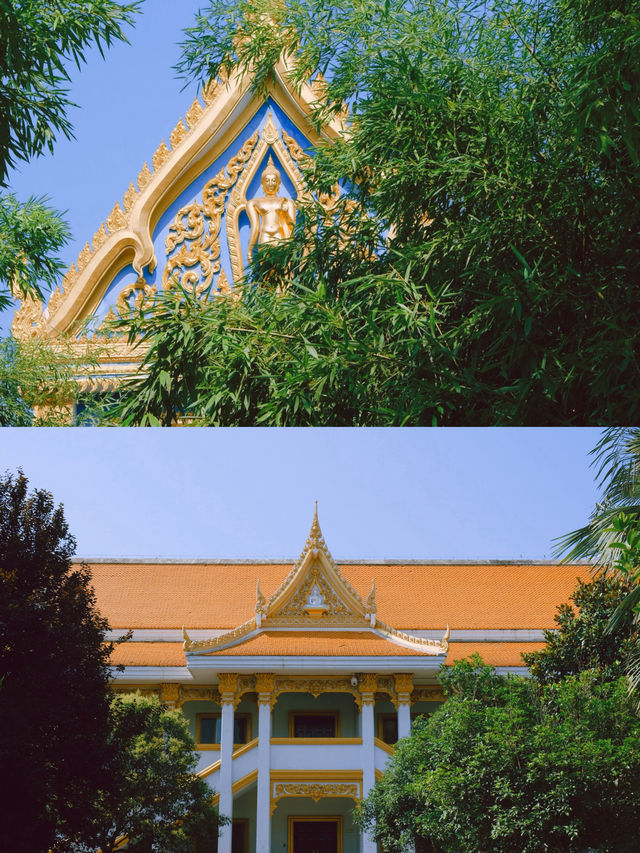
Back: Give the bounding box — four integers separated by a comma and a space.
0, 8, 607, 570
0, 428, 602, 560
3, 0, 205, 332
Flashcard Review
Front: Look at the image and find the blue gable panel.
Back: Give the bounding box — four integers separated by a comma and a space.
87, 100, 313, 326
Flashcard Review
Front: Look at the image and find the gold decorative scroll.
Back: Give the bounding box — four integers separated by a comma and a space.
268, 565, 364, 626
411, 686, 446, 704
115, 275, 157, 316
111, 684, 221, 707
162, 131, 259, 297
272, 782, 360, 809
273, 675, 362, 709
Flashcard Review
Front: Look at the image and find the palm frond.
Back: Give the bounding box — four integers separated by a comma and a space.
554, 428, 640, 568
606, 585, 640, 633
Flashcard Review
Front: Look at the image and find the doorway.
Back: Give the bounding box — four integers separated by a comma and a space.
288, 816, 342, 853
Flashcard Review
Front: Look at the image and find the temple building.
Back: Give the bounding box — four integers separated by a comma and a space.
11, 58, 344, 391
89, 509, 588, 853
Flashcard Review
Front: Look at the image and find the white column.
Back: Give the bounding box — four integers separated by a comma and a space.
255, 678, 273, 853
361, 689, 377, 853
394, 674, 414, 741
397, 701, 411, 739
218, 698, 235, 853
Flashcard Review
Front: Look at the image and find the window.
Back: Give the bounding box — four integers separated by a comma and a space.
196, 713, 251, 747
377, 712, 428, 744
377, 714, 398, 744
289, 711, 339, 738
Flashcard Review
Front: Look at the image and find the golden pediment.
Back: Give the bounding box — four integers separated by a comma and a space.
12, 60, 346, 364
257, 505, 372, 628
183, 508, 450, 656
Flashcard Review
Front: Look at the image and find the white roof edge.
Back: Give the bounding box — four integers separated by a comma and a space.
110, 662, 529, 681
106, 628, 549, 642
78, 557, 593, 565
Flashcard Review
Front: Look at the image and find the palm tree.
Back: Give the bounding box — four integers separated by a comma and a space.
555, 427, 640, 704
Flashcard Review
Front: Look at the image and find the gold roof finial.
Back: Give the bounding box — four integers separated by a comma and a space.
256, 579, 267, 615
182, 625, 192, 651
366, 580, 377, 613
309, 500, 322, 546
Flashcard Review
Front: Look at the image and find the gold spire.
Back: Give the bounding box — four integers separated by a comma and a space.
309, 500, 322, 545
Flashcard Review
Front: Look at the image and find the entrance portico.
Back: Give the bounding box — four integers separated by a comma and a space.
175, 508, 448, 853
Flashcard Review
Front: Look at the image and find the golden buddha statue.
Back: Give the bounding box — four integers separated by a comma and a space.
246, 155, 296, 262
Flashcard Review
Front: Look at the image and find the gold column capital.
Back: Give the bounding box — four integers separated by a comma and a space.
160, 683, 180, 707
218, 672, 239, 707
256, 672, 276, 707
359, 672, 377, 706
394, 673, 414, 705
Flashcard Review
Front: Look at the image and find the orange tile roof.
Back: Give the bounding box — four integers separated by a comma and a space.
202, 631, 430, 657
111, 642, 186, 666
446, 642, 545, 667
88, 562, 588, 631
109, 640, 543, 668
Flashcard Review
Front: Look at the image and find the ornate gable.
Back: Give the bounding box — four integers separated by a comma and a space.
12, 60, 345, 377
257, 504, 374, 628
184, 508, 449, 657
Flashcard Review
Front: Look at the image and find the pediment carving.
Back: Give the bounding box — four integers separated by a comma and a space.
184, 507, 449, 656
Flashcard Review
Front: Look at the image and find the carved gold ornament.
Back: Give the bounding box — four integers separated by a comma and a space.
162, 130, 260, 298
246, 155, 297, 262
115, 275, 157, 316
411, 686, 446, 703
110, 683, 222, 708
273, 782, 360, 809
184, 508, 450, 657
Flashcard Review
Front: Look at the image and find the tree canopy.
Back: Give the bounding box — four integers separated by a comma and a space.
0, 470, 114, 852
357, 572, 640, 852
522, 573, 639, 684
358, 662, 640, 853
68, 693, 224, 853
110, 0, 640, 425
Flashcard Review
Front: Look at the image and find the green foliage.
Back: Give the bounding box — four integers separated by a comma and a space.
0, 0, 141, 185
0, 470, 114, 853
68, 693, 224, 853
114, 0, 640, 425
0, 193, 71, 306
0, 336, 31, 423
523, 574, 639, 683
0, 0, 140, 306
555, 428, 640, 568
556, 428, 640, 702
0, 334, 107, 425
358, 660, 640, 853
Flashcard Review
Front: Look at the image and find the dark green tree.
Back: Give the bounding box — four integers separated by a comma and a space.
112, 0, 640, 425
357, 659, 640, 853
68, 693, 224, 853
0, 470, 114, 852
522, 573, 639, 684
